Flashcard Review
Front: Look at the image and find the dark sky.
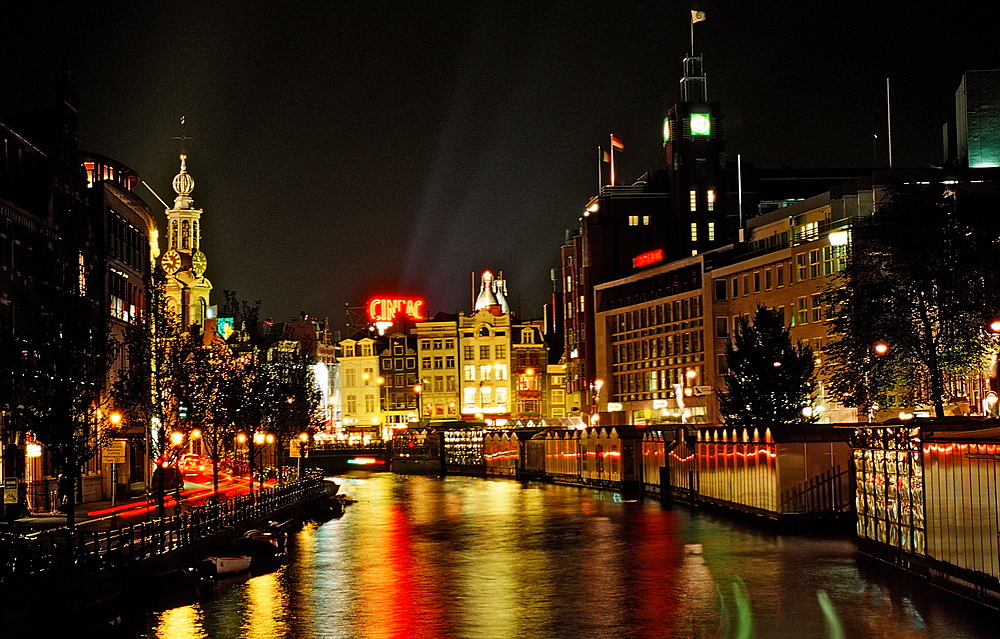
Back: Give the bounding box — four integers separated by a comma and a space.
3, 2, 999, 326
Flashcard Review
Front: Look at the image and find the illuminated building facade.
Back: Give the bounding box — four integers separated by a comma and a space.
512, 322, 546, 419
415, 313, 460, 422
955, 69, 1000, 168
337, 333, 383, 443
1, 92, 158, 512
160, 154, 212, 331
459, 305, 513, 424
378, 331, 420, 437
560, 52, 739, 420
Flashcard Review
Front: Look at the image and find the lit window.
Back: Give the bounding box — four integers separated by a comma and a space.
689, 190, 697, 212
643, 215, 650, 225
628, 215, 639, 226
707, 189, 715, 211
690, 222, 698, 242
708, 221, 715, 241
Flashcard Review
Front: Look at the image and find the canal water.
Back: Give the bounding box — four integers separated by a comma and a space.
116, 473, 996, 638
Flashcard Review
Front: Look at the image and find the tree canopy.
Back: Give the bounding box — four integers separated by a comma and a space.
824, 185, 1000, 417
718, 305, 816, 428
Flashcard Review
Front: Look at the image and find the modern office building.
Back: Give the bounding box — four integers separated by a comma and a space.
955, 69, 1000, 168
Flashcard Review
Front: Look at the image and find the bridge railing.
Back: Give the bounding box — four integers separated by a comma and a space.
0, 476, 329, 586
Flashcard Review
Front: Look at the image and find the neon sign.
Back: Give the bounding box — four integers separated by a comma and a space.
632, 249, 664, 268
368, 297, 426, 323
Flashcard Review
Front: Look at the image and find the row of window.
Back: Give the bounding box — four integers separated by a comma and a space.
462, 344, 507, 360
610, 296, 703, 335
420, 338, 456, 350
612, 330, 704, 365
715, 297, 827, 339
383, 357, 416, 370
463, 364, 509, 382
422, 355, 456, 369
714, 246, 847, 301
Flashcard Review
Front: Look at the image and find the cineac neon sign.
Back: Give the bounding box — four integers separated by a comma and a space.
632, 249, 664, 268
368, 298, 426, 323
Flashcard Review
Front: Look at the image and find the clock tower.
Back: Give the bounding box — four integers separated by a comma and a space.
161, 154, 212, 331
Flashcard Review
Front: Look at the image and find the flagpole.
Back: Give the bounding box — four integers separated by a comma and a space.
609, 135, 616, 186
690, 16, 695, 56
598, 146, 603, 192
886, 78, 893, 170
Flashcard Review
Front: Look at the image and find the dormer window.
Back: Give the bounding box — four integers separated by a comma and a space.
479, 326, 490, 337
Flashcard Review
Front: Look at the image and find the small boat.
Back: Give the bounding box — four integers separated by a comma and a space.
203, 555, 252, 575
232, 525, 287, 559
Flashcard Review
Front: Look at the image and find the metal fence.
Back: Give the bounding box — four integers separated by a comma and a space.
1, 476, 329, 585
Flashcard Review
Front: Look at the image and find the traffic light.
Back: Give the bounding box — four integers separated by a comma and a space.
179, 404, 188, 419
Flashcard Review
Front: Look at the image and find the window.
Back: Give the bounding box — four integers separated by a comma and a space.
628, 215, 639, 226
480, 345, 490, 360
463, 345, 474, 360
495, 364, 507, 380
342, 344, 354, 357
395, 357, 404, 369
731, 277, 739, 298
384, 359, 393, 370
765, 269, 772, 290
796, 253, 808, 281
823, 245, 846, 275
809, 249, 821, 278
707, 189, 715, 211
643, 215, 650, 226
433, 356, 443, 369
579, 295, 585, 312
776, 265, 785, 287
715, 280, 727, 300
365, 395, 375, 412
463, 387, 477, 411
495, 344, 506, 359
445, 339, 455, 349
551, 389, 565, 405
753, 272, 761, 293
422, 357, 431, 369
716, 317, 728, 338
464, 365, 476, 382
446, 376, 456, 392
480, 364, 493, 381
434, 376, 444, 392
690, 222, 698, 242
362, 344, 373, 356
796, 297, 809, 325
776, 306, 785, 325
346, 395, 357, 413
742, 274, 749, 296
445, 355, 455, 368
393, 343, 404, 355
406, 357, 415, 369
689, 190, 697, 212
811, 294, 824, 323
496, 386, 508, 409
345, 368, 356, 387
708, 221, 715, 241
433, 339, 442, 350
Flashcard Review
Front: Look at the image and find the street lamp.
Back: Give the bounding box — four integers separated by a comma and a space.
414, 383, 423, 424
297, 432, 309, 479
590, 379, 603, 424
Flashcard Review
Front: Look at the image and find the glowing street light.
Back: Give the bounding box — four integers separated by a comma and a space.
873, 342, 889, 356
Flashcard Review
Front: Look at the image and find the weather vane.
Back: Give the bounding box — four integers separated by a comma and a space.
171, 115, 192, 155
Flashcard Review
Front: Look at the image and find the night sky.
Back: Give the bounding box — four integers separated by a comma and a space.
3, 2, 998, 327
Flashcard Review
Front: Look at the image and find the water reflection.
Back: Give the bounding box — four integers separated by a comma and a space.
135, 474, 998, 638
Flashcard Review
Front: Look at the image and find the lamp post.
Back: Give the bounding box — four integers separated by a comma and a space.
590, 379, 603, 425
414, 383, 423, 425
297, 432, 309, 479
868, 341, 890, 422
169, 430, 184, 514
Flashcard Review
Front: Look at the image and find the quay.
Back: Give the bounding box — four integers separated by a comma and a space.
0, 475, 339, 637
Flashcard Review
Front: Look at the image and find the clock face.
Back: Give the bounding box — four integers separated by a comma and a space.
690, 113, 711, 136
161, 249, 182, 275
192, 251, 208, 276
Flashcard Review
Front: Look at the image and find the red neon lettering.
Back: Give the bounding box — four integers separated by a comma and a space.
632, 249, 664, 268
367, 298, 428, 322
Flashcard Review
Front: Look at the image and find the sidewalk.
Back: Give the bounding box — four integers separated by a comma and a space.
3, 493, 160, 535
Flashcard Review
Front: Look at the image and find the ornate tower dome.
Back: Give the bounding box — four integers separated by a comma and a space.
172, 154, 195, 209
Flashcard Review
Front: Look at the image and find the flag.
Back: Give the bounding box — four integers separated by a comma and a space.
691, 10, 706, 23
603, 151, 610, 163
610, 135, 624, 151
